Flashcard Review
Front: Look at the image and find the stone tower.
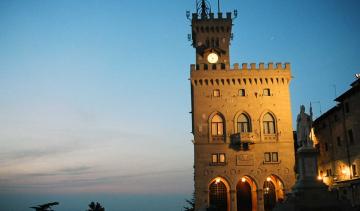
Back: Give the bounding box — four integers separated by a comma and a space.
189, 1, 296, 211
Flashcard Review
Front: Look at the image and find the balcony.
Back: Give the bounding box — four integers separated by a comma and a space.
239, 132, 256, 142
230, 133, 255, 151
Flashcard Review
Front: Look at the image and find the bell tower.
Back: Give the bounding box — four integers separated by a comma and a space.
191, 0, 234, 65
188, 1, 296, 211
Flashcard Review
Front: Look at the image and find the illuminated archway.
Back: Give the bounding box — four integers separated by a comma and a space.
209, 177, 229, 211
237, 176, 258, 211
263, 175, 285, 211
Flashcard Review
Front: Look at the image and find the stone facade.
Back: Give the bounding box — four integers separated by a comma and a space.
189, 8, 295, 211
313, 78, 360, 206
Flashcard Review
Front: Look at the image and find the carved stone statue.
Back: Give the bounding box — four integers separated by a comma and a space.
296, 105, 312, 147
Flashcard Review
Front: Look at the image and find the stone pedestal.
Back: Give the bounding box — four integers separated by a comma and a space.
292, 145, 326, 191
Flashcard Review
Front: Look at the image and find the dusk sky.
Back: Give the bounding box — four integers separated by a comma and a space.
1, 0, 360, 210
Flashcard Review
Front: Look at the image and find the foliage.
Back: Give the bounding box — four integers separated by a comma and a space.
88, 201, 105, 211
30, 202, 59, 211
183, 192, 195, 211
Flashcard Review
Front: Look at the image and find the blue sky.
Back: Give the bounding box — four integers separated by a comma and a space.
0, 0, 359, 210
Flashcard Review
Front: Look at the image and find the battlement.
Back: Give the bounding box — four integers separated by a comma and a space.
192, 12, 232, 20
190, 62, 290, 72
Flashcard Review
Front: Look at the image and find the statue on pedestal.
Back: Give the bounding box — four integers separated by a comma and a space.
296, 105, 313, 148
274, 104, 353, 211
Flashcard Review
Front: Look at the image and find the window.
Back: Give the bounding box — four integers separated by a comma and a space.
211, 114, 224, 136
212, 154, 218, 163
263, 88, 271, 96
345, 102, 350, 113
213, 89, 220, 97
337, 137, 341, 146
264, 152, 279, 163
264, 153, 271, 162
348, 129, 354, 144
272, 152, 278, 162
239, 89, 245, 96
326, 169, 332, 176
263, 113, 276, 134
237, 113, 251, 133
211, 153, 226, 164
352, 164, 358, 177
219, 153, 225, 163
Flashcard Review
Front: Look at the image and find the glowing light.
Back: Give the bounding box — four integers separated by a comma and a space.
266, 177, 271, 182
215, 178, 221, 184
317, 175, 323, 180
341, 167, 351, 176
241, 177, 246, 182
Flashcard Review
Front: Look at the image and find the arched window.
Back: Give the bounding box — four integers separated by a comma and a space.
237, 113, 251, 133
263, 113, 276, 134
211, 114, 224, 136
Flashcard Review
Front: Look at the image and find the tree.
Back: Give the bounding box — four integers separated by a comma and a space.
30, 202, 59, 211
88, 201, 105, 211
183, 191, 195, 211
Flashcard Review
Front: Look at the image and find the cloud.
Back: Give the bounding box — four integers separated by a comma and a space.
21, 166, 93, 178
58, 166, 92, 175
0, 146, 76, 165
0, 167, 193, 195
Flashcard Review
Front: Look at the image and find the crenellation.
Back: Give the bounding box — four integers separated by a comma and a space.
225, 63, 230, 70
191, 62, 291, 72
226, 12, 231, 19
192, 13, 198, 20
191, 12, 232, 21
259, 63, 265, 70
242, 63, 248, 70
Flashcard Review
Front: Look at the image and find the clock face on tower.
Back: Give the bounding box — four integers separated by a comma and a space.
207, 52, 219, 64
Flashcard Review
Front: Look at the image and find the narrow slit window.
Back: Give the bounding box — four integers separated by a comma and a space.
213, 89, 220, 97
263, 88, 271, 96
239, 89, 245, 96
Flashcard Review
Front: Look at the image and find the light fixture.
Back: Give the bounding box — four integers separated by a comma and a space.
241, 177, 246, 183
341, 167, 351, 176
266, 177, 271, 182
215, 178, 221, 184
317, 175, 323, 180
